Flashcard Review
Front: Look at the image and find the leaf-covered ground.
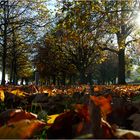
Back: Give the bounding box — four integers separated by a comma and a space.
0, 84, 140, 139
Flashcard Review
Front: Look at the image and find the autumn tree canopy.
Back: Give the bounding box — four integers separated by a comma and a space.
0, 0, 140, 85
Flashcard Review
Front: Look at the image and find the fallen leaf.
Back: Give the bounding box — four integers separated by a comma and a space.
0, 89, 4, 101
47, 114, 60, 124
11, 89, 25, 96
101, 118, 114, 138
115, 129, 140, 139
0, 109, 37, 126
90, 95, 112, 117
47, 110, 83, 139
0, 119, 46, 139
74, 104, 90, 122
128, 113, 140, 131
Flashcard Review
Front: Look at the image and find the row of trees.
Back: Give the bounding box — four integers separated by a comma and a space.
34, 0, 140, 85
0, 0, 140, 85
0, 0, 51, 85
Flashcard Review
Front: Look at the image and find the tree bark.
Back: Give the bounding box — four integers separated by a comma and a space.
25, 78, 29, 85
1, 24, 7, 85
10, 60, 14, 83
69, 75, 72, 85
1, 0, 9, 85
47, 76, 50, 85
13, 59, 17, 85
52, 75, 56, 85
118, 49, 126, 84
1, 47, 6, 85
57, 77, 60, 86
79, 69, 86, 84
20, 77, 24, 85
62, 73, 66, 85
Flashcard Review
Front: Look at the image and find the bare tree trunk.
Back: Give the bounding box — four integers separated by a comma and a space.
62, 73, 66, 85
10, 60, 14, 83
1, 0, 9, 85
13, 58, 17, 85
79, 69, 86, 84
57, 77, 60, 86
69, 75, 72, 85
10, 28, 16, 84
118, 49, 126, 84
1, 47, 6, 85
52, 75, 56, 85
20, 77, 24, 85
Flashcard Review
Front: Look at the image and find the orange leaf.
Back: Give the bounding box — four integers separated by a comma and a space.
90, 95, 112, 116
74, 104, 90, 123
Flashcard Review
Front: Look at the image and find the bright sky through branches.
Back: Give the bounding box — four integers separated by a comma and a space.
135, 12, 140, 27
47, 0, 56, 12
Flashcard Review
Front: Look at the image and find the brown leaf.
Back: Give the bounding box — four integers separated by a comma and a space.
115, 129, 140, 139
101, 118, 114, 138
47, 110, 83, 139
0, 119, 46, 139
74, 104, 90, 123
0, 109, 37, 126
128, 113, 140, 131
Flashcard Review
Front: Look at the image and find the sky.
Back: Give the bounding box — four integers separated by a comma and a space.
0, 72, 8, 83
47, 0, 56, 11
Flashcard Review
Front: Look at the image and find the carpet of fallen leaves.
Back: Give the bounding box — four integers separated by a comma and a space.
0, 84, 140, 139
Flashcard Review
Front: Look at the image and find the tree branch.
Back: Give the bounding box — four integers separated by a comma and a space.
99, 46, 118, 54
125, 38, 140, 46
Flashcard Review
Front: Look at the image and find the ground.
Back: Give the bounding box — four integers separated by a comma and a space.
0, 84, 140, 139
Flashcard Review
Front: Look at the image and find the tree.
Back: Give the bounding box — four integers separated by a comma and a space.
96, 0, 140, 84
17, 54, 33, 85
0, 0, 50, 85
54, 1, 104, 84
35, 0, 140, 85
34, 32, 72, 85
0, 0, 9, 85
97, 52, 118, 84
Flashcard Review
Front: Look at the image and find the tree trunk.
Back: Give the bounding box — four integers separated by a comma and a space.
79, 69, 86, 84
69, 75, 72, 85
1, 21, 7, 85
1, 47, 6, 85
25, 78, 29, 85
13, 59, 17, 85
57, 77, 60, 86
47, 76, 50, 85
1, 0, 9, 85
10, 60, 14, 83
11, 27, 16, 84
52, 75, 56, 85
20, 77, 24, 85
118, 49, 126, 84
62, 73, 66, 85
35, 71, 39, 85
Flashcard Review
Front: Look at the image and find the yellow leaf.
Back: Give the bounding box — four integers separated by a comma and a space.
0, 90, 5, 101
47, 114, 60, 124
11, 89, 25, 96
